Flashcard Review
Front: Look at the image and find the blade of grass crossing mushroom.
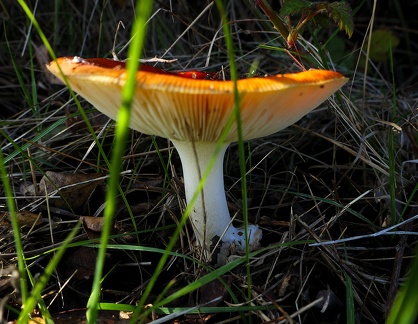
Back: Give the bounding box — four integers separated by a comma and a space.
85, 1, 154, 323
215, 0, 253, 301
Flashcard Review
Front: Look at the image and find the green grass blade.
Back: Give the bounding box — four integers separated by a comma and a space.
86, 0, 154, 322
0, 147, 28, 305
387, 246, 418, 324
345, 273, 355, 324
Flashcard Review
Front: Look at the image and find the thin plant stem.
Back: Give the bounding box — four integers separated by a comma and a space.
85, 0, 154, 322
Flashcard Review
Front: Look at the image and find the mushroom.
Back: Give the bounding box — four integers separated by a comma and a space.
47, 56, 348, 265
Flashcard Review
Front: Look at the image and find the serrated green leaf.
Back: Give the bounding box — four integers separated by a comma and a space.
328, 1, 354, 38
280, 0, 311, 16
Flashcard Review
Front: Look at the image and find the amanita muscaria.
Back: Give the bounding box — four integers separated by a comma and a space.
47, 56, 347, 265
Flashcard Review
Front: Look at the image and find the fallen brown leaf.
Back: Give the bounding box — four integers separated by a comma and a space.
39, 171, 105, 210
80, 216, 113, 240
2, 210, 45, 228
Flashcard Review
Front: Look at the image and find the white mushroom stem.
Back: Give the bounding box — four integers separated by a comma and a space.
172, 140, 262, 263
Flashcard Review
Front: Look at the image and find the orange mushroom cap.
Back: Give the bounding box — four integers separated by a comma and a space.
47, 56, 348, 143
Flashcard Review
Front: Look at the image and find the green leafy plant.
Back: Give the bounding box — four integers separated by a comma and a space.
256, 0, 353, 48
